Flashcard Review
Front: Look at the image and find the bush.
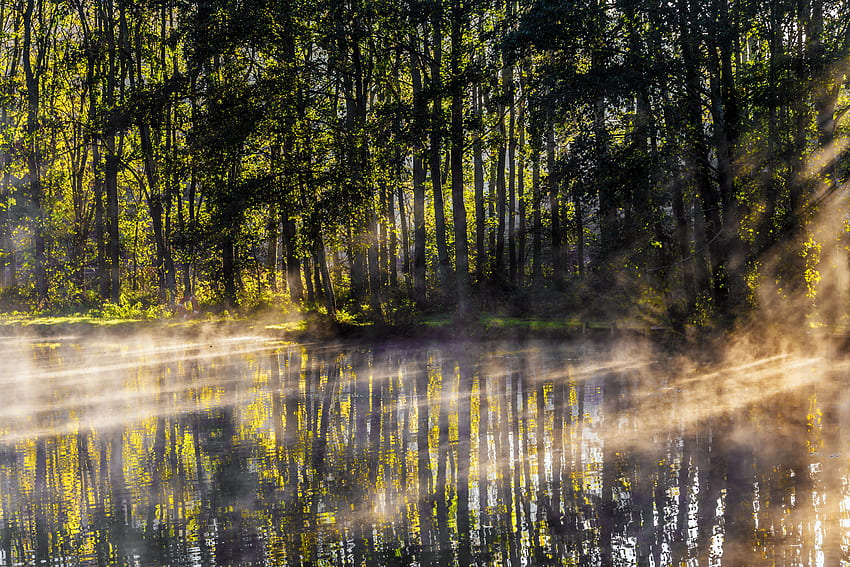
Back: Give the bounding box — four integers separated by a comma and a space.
91, 298, 165, 320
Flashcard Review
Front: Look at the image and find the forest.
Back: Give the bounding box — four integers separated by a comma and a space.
0, 0, 848, 331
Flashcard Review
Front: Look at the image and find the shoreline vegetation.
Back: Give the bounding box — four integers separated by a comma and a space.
0, 311, 635, 334
2, 308, 842, 362
0, 307, 668, 344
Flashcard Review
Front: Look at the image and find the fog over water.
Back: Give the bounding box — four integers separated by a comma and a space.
0, 333, 847, 566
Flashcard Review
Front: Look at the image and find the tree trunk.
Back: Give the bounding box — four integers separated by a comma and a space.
222, 233, 237, 307
680, 0, 725, 305
507, 65, 517, 285
367, 208, 383, 320
312, 251, 324, 307
517, 100, 526, 288
0, 158, 10, 287
473, 84, 486, 282
105, 135, 120, 303
672, 179, 694, 303
708, 0, 746, 314
573, 182, 584, 276
812, 24, 841, 193
379, 183, 388, 287
411, 46, 427, 304
94, 142, 107, 297
450, 2, 471, 317
430, 11, 452, 296
386, 178, 398, 287
397, 184, 411, 278
282, 216, 302, 303
22, 0, 47, 301
547, 116, 562, 285
531, 151, 542, 286
267, 205, 279, 292
106, 0, 127, 303
138, 122, 177, 300
303, 254, 316, 304
0, 31, 15, 290
494, 86, 507, 283
316, 237, 336, 315
595, 99, 617, 262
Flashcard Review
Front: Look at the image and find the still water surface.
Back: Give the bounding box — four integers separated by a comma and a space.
0, 335, 847, 566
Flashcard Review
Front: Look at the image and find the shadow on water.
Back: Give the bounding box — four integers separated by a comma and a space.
0, 336, 847, 565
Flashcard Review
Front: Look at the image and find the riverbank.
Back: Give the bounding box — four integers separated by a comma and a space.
0, 311, 675, 346
9, 309, 839, 362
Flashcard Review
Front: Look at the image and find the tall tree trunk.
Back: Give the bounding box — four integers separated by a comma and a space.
488, 159, 497, 269
267, 205, 279, 292
662, 95, 695, 311
105, 134, 120, 302
137, 122, 176, 300
517, 100, 526, 288
507, 64, 517, 285
473, 85, 486, 282
303, 254, 316, 304
94, 142, 107, 297
124, 0, 177, 302
0, 32, 15, 289
397, 184, 411, 278
758, 2, 781, 252
708, 0, 746, 314
450, 2, 471, 317
595, 99, 617, 262
341, 28, 371, 308
348, 225, 367, 302
531, 151, 542, 286
430, 12, 452, 296
547, 115, 562, 285
573, 182, 584, 276
680, 0, 725, 305
22, 0, 47, 301
222, 232, 237, 306
312, 251, 324, 307
811, 2, 841, 192
367, 208, 383, 319
282, 216, 302, 302
386, 178, 398, 287
316, 237, 336, 315
0, 149, 10, 288
106, 0, 126, 303
672, 179, 694, 303
411, 46, 427, 304
494, 82, 507, 283
379, 182, 389, 286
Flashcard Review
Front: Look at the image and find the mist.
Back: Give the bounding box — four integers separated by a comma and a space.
0, 319, 846, 566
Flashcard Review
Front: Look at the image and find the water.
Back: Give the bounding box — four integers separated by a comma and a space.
0, 335, 847, 566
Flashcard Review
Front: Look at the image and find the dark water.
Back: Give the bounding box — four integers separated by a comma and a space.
0, 336, 847, 566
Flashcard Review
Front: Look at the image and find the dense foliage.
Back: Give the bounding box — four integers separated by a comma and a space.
0, 0, 848, 329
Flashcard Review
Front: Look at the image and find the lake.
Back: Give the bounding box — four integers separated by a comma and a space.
0, 334, 846, 566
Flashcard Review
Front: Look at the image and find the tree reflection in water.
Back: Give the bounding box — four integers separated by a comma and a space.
0, 336, 846, 565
